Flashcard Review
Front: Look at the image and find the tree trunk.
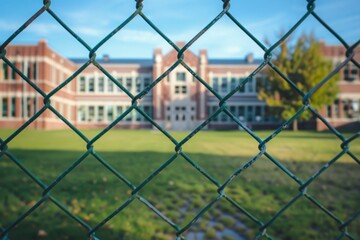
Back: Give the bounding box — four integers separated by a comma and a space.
293, 119, 298, 131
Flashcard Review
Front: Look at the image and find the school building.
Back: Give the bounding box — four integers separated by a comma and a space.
0, 40, 359, 131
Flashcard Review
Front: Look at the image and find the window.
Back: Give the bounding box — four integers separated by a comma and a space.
239, 78, 245, 93
181, 86, 187, 94
33, 97, 37, 114
2, 62, 8, 79
144, 106, 152, 118
238, 106, 245, 121
98, 106, 104, 122
230, 106, 236, 115
255, 106, 262, 122
125, 107, 132, 121
334, 100, 340, 118
11, 97, 16, 117
2, 98, 8, 117
326, 105, 332, 118
230, 77, 237, 90
79, 76, 86, 92
144, 77, 151, 88
126, 77, 132, 90
107, 106, 114, 122
135, 110, 142, 122
136, 77, 141, 93
33, 62, 37, 79
221, 77, 227, 93
108, 78, 114, 92
175, 86, 180, 94
116, 106, 123, 116
78, 106, 85, 122
255, 106, 262, 116
117, 77, 123, 92
88, 106, 95, 121
248, 78, 254, 93
344, 99, 358, 119
26, 97, 31, 118
98, 77, 104, 92
247, 106, 253, 122
220, 112, 227, 122
212, 106, 218, 121
88, 78, 95, 92
344, 63, 358, 81
27, 63, 31, 78
11, 61, 16, 80
176, 72, 186, 82
213, 77, 219, 92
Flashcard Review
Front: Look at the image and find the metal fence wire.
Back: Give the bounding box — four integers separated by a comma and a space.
0, 0, 359, 239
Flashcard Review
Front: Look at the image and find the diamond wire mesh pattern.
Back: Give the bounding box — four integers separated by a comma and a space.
0, 0, 359, 239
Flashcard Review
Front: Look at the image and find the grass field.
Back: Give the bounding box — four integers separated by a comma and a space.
0, 129, 359, 240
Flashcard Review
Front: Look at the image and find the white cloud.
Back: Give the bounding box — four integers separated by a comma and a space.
116, 29, 162, 43
74, 27, 104, 37
0, 20, 61, 36
0, 20, 22, 32
27, 22, 62, 35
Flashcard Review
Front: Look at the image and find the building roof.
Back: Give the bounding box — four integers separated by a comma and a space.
70, 58, 263, 66
70, 58, 153, 67
208, 59, 263, 65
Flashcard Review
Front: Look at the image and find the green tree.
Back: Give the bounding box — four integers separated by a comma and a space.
258, 34, 339, 130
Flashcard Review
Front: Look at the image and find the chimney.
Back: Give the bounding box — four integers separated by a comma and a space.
176, 41, 186, 49
103, 54, 110, 62
38, 39, 48, 56
199, 49, 208, 64
245, 53, 254, 63
154, 48, 162, 63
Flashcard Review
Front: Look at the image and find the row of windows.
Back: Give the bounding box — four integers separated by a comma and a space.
165, 105, 196, 121
51, 65, 70, 86
174, 85, 187, 94
1, 97, 36, 118
212, 76, 257, 94
166, 72, 195, 83
2, 61, 37, 80
208, 105, 264, 123
326, 99, 360, 119
78, 105, 153, 123
166, 114, 195, 121
343, 63, 359, 82
78, 75, 152, 94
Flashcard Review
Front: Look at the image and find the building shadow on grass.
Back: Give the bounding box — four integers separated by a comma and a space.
0, 150, 359, 240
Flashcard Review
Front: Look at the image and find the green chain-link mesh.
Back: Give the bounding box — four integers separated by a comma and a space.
0, 0, 359, 239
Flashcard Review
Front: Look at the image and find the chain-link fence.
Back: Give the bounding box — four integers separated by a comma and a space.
0, 0, 359, 239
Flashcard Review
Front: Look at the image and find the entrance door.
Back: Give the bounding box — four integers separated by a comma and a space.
172, 106, 188, 130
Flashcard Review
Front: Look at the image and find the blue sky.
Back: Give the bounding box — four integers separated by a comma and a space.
0, 0, 359, 59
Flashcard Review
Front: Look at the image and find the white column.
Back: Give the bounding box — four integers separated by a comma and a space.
227, 71, 231, 93
155, 64, 162, 119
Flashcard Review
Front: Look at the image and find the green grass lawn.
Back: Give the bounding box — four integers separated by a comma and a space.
0, 129, 359, 240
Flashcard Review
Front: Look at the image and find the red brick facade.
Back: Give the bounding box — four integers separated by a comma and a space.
0, 40, 358, 131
